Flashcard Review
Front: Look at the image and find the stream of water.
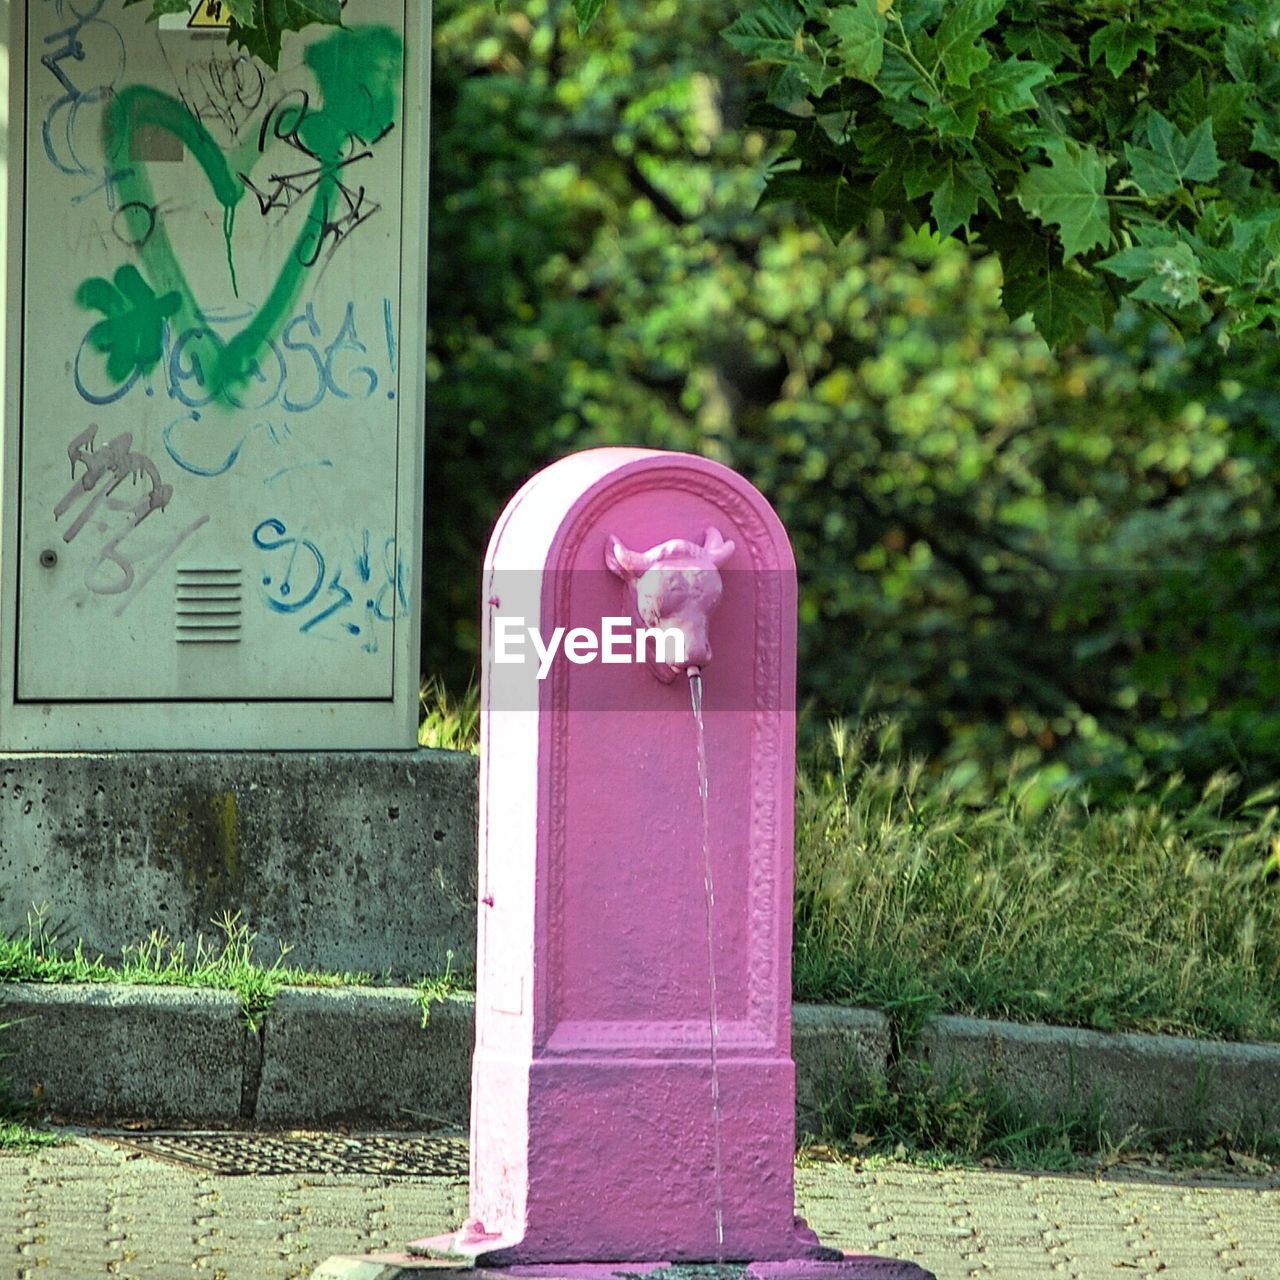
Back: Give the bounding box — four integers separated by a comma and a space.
688, 670, 726, 1260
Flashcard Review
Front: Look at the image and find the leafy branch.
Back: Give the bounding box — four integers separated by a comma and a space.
568, 0, 1280, 352
130, 0, 343, 69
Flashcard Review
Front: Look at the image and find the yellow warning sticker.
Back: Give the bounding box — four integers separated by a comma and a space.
188, 1, 232, 29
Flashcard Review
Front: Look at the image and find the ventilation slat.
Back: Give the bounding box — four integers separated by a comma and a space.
175, 567, 244, 647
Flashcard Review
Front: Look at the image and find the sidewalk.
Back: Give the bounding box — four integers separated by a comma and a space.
3, 1131, 1277, 1279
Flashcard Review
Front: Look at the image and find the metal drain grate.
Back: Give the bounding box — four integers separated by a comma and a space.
103, 1131, 469, 1179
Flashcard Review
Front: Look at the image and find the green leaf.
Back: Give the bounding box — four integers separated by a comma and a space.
758, 169, 871, 242
877, 45, 924, 100
1124, 113, 1221, 199
1004, 253, 1109, 350
1232, 208, 1280, 256
900, 153, 937, 201
897, 0, 945, 37
1095, 244, 1162, 281
765, 64, 813, 107
1250, 119, 1280, 163
1225, 27, 1265, 84
1015, 140, 1110, 259
933, 0, 1006, 88
1099, 241, 1202, 309
723, 0, 839, 94
1087, 21, 1156, 77
975, 56, 1053, 114
276, 0, 342, 28
1003, 25, 1077, 67
825, 0, 885, 82
222, 0, 259, 23
1195, 241, 1245, 289
228, 6, 282, 66
930, 158, 998, 238
722, 0, 807, 66
574, 0, 607, 36
925, 95, 980, 140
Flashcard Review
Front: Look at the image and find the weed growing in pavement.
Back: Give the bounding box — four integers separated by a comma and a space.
807, 1056, 1113, 1171
0, 909, 379, 1030
415, 950, 474, 1027
793, 719, 1280, 1043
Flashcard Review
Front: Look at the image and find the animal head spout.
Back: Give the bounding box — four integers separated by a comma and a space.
605, 526, 736, 682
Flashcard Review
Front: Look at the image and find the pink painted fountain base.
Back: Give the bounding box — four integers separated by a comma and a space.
311, 453, 939, 1280
314, 1257, 936, 1279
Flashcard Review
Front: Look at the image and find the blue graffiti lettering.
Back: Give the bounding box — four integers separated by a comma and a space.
302, 568, 358, 635
75, 299, 395, 413
324, 302, 378, 400
164, 411, 255, 477
252, 517, 325, 613
263, 460, 335, 488
252, 519, 408, 646
280, 305, 327, 413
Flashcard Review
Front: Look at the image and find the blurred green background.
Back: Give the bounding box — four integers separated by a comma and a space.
425, 0, 1279, 800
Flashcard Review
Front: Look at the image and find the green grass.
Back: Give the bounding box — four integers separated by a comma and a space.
1, 909, 473, 1031
415, 948, 475, 1025
0, 910, 383, 1031
807, 1058, 1116, 1172
803, 1055, 1280, 1175
419, 676, 480, 752
420, 680, 1280, 1045
420, 677, 1280, 1044
0, 912, 472, 1149
794, 719, 1280, 1046
0, 1121, 60, 1151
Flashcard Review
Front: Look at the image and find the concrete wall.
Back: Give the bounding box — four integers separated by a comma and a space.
0, 750, 478, 979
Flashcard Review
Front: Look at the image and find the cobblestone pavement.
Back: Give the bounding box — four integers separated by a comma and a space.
2, 1134, 1277, 1279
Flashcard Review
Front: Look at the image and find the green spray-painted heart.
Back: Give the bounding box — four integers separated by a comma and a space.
78, 25, 403, 404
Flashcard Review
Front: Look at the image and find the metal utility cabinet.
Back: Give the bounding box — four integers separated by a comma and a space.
0, 0, 429, 749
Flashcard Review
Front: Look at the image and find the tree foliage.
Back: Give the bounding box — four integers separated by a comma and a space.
427, 0, 1280, 795
720, 0, 1280, 350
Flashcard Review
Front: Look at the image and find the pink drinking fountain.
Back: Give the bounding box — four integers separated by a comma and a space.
317, 449, 934, 1279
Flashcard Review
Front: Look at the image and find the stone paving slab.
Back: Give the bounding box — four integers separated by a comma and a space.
2, 1134, 1277, 1280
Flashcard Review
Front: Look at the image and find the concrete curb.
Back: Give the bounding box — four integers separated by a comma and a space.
2, 983, 1277, 1140
792, 1003, 891, 1135
908, 1013, 1279, 1139
0, 984, 246, 1120
253, 987, 476, 1129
